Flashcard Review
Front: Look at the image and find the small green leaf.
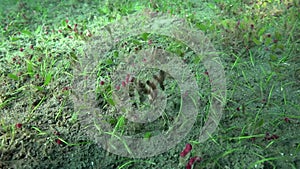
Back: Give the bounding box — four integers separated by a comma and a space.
243, 16, 248, 24
144, 132, 152, 139
69, 113, 78, 123
105, 59, 114, 65
275, 31, 282, 40
107, 98, 115, 106
270, 54, 278, 61
109, 118, 117, 126
69, 52, 78, 61
196, 23, 207, 31
243, 34, 249, 43
252, 37, 261, 45
254, 119, 264, 129
44, 73, 52, 86
113, 51, 119, 58
221, 19, 229, 29
265, 38, 272, 45
193, 55, 202, 64
207, 3, 216, 9
61, 19, 67, 27
21, 30, 32, 36
11, 37, 19, 41
277, 44, 284, 50
258, 27, 266, 37
27, 61, 34, 77
117, 116, 125, 128
114, 116, 125, 133
141, 33, 149, 41
132, 39, 141, 45
35, 25, 42, 34
35, 86, 44, 91
31, 126, 46, 135
8, 73, 18, 80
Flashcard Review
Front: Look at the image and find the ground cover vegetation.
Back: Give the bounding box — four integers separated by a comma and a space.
0, 0, 299, 168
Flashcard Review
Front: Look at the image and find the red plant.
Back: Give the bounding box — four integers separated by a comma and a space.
270, 134, 279, 140
284, 117, 290, 123
186, 156, 202, 169
74, 24, 78, 32
121, 81, 126, 87
15, 123, 22, 129
100, 80, 105, 85
236, 20, 240, 28
56, 139, 62, 145
180, 143, 192, 157
115, 85, 120, 91
264, 132, 279, 141
125, 74, 130, 83
62, 86, 70, 91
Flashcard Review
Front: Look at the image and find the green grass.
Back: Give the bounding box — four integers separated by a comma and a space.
1, 0, 299, 169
